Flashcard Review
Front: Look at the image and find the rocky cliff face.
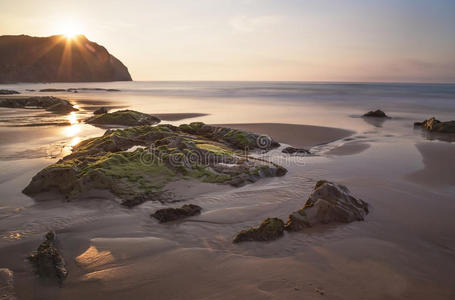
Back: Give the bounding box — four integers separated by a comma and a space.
0, 35, 132, 83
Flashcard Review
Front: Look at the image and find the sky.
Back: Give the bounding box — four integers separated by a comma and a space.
1, 0, 455, 82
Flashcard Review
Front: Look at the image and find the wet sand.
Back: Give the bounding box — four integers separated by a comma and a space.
214, 123, 354, 148
326, 141, 371, 156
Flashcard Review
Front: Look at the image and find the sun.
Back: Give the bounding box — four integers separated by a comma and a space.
60, 20, 84, 39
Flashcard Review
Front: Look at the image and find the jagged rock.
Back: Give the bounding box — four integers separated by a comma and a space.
0, 96, 77, 114
414, 117, 455, 133
363, 109, 388, 118
93, 107, 108, 115
0, 268, 16, 300
282, 146, 310, 155
0, 89, 19, 95
0, 35, 131, 83
233, 218, 285, 243
285, 180, 369, 231
28, 231, 68, 284
151, 204, 202, 222
86, 110, 160, 126
23, 122, 287, 206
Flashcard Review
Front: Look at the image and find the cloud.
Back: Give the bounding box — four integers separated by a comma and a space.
229, 15, 282, 33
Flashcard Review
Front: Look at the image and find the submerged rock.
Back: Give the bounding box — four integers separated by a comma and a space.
28, 231, 68, 285
0, 89, 20, 95
0, 96, 78, 114
86, 109, 160, 126
233, 218, 285, 243
24, 122, 287, 206
414, 117, 455, 133
0, 268, 16, 300
282, 146, 310, 155
39, 88, 66, 92
285, 180, 369, 231
151, 204, 202, 222
363, 109, 388, 118
93, 107, 108, 115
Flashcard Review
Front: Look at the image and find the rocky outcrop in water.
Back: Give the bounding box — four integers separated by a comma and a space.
0, 34, 132, 83
0, 96, 78, 113
28, 231, 68, 285
233, 218, 285, 243
0, 268, 16, 300
285, 180, 369, 231
93, 107, 108, 115
86, 110, 160, 126
414, 117, 455, 133
363, 109, 389, 118
0, 89, 19, 95
151, 204, 202, 222
282, 146, 310, 155
23, 122, 286, 207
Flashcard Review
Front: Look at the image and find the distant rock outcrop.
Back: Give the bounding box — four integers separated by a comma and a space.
0, 96, 78, 114
363, 109, 389, 118
0, 34, 132, 83
414, 117, 455, 133
0, 89, 20, 95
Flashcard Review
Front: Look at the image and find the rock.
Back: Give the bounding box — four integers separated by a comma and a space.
0, 96, 78, 114
86, 109, 160, 126
0, 35, 131, 83
0, 268, 16, 300
93, 107, 108, 115
282, 146, 310, 155
151, 204, 202, 222
0, 89, 19, 95
39, 88, 66, 92
284, 180, 369, 231
414, 117, 455, 133
28, 231, 68, 285
363, 109, 388, 118
233, 217, 285, 243
24, 122, 287, 206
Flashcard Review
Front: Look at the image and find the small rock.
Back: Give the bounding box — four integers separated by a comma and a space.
93, 107, 108, 115
285, 180, 369, 231
414, 117, 455, 133
282, 147, 310, 155
0, 89, 20, 95
28, 231, 68, 284
151, 204, 202, 223
0, 268, 16, 300
363, 109, 388, 118
233, 217, 285, 243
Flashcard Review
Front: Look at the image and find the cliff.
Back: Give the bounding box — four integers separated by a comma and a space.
0, 35, 132, 83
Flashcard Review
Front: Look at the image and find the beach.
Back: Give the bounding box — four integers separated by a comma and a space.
0, 82, 454, 299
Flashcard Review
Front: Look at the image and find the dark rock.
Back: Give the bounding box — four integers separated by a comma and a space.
39, 89, 66, 92
0, 89, 20, 95
0, 35, 132, 83
414, 117, 455, 133
285, 180, 369, 231
282, 146, 310, 155
93, 107, 108, 115
363, 109, 388, 118
28, 231, 68, 284
0, 268, 16, 300
233, 217, 285, 243
151, 204, 202, 222
86, 109, 160, 126
0, 96, 78, 114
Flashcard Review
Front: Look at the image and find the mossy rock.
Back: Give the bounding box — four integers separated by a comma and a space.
0, 96, 77, 114
414, 117, 455, 133
24, 122, 287, 206
151, 204, 202, 223
233, 217, 285, 243
86, 109, 161, 126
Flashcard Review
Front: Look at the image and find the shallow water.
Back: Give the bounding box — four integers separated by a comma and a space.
0, 81, 454, 299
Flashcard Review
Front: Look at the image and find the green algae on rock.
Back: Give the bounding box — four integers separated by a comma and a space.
233, 217, 285, 243
23, 122, 286, 207
85, 109, 161, 126
0, 96, 78, 113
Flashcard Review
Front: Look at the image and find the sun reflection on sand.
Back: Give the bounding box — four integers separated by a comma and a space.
76, 245, 115, 269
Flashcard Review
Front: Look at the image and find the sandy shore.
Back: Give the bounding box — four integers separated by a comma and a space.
213, 123, 354, 148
